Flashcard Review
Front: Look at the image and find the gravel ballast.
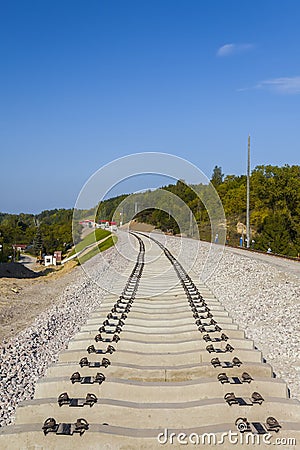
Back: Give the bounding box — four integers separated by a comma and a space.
154, 234, 300, 401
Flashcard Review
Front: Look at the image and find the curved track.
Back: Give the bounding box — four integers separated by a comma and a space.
0, 233, 299, 449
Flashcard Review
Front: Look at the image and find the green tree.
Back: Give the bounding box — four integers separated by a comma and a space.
256, 213, 295, 255
33, 227, 44, 257
211, 166, 224, 187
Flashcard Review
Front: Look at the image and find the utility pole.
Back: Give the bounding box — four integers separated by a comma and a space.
189, 210, 193, 238
0, 232, 3, 263
246, 135, 251, 248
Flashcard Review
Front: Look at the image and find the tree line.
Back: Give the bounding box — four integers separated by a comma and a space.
214, 164, 300, 256
135, 164, 300, 257
1, 164, 299, 261
0, 209, 82, 262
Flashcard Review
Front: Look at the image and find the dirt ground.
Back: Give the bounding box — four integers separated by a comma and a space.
127, 220, 155, 232
0, 226, 114, 345
0, 260, 79, 343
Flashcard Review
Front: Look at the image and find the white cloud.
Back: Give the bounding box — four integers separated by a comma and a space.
217, 44, 235, 56
256, 77, 300, 94
239, 76, 300, 94
217, 43, 253, 57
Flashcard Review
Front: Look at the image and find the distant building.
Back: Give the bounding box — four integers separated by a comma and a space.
109, 221, 117, 231
44, 255, 57, 266
99, 220, 110, 229
12, 244, 27, 252
79, 220, 99, 228
54, 251, 62, 263
98, 220, 118, 231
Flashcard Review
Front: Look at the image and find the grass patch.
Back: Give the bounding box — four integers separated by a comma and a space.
79, 236, 117, 264
69, 229, 111, 256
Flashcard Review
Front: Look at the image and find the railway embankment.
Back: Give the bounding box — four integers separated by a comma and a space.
0, 231, 299, 433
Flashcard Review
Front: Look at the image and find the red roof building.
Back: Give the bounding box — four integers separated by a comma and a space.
12, 244, 27, 251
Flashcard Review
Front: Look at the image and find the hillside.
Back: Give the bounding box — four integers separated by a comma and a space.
1, 164, 300, 259
134, 164, 300, 257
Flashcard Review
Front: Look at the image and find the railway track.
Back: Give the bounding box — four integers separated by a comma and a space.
0, 232, 299, 449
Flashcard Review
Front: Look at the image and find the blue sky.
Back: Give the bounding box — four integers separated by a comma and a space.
1, 0, 300, 213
